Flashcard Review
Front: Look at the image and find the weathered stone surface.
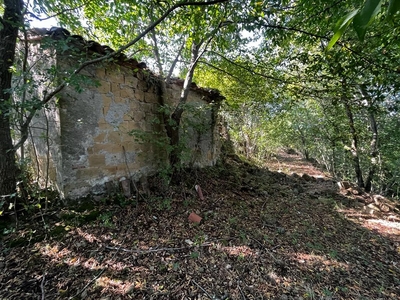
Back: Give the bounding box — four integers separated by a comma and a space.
25, 45, 223, 199
98, 80, 110, 93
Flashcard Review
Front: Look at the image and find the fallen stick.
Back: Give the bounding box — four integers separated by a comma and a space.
105, 242, 213, 254
192, 279, 213, 299
40, 273, 46, 300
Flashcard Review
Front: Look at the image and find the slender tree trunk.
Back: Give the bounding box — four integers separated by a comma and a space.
297, 127, 309, 160
168, 42, 201, 168
364, 109, 378, 192
0, 0, 23, 196
359, 86, 378, 192
343, 99, 364, 188
150, 29, 187, 168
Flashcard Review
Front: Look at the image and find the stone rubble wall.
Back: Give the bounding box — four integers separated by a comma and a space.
25, 44, 222, 199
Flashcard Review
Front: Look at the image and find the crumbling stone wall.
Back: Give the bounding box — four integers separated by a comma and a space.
24, 37, 222, 199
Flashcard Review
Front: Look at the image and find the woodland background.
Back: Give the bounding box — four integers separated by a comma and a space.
1, 1, 400, 299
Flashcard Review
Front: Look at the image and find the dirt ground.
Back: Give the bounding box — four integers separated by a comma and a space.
1, 150, 400, 299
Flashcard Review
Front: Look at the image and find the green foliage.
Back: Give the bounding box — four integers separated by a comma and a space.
353, 0, 381, 41
327, 0, 400, 49
327, 9, 360, 51
2, 0, 400, 198
98, 211, 114, 228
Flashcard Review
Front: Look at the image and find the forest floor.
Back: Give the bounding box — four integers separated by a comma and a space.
1, 149, 400, 299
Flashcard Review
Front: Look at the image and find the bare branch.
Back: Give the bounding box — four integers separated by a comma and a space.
255, 21, 395, 73
167, 38, 186, 83
199, 59, 244, 82
26, 3, 87, 22
210, 51, 291, 84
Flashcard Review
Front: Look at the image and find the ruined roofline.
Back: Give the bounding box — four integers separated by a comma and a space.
24, 27, 225, 103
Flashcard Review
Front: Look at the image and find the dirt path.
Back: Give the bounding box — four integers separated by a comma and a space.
265, 150, 327, 178
1, 152, 400, 299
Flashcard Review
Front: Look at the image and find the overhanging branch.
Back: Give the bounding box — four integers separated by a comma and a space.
13, 0, 229, 150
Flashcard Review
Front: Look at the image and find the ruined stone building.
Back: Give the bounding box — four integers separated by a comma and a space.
20, 28, 223, 199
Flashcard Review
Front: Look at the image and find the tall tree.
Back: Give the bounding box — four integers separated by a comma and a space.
0, 0, 23, 196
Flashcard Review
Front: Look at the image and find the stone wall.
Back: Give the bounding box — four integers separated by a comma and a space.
23, 40, 222, 199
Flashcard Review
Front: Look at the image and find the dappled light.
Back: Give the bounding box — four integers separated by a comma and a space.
2, 153, 400, 298
220, 245, 257, 258
1, 0, 400, 298
96, 276, 134, 295
291, 252, 349, 270
38, 244, 72, 262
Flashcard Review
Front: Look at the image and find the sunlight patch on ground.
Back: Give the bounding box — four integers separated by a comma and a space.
38, 244, 71, 261
218, 245, 258, 257
75, 228, 102, 243
292, 252, 349, 269
96, 276, 134, 295
82, 257, 102, 270
37, 241, 140, 272
365, 219, 400, 230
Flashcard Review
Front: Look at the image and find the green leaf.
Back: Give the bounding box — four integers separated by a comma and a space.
387, 0, 400, 20
353, 0, 382, 41
326, 9, 359, 51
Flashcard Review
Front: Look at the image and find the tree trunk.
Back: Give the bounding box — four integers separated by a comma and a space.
364, 109, 378, 192
168, 42, 201, 169
0, 0, 23, 196
343, 100, 364, 188
150, 29, 186, 169
359, 86, 378, 192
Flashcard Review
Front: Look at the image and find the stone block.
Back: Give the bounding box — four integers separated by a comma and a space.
79, 67, 95, 77
119, 121, 141, 132
98, 80, 110, 93
144, 92, 158, 104
137, 79, 148, 91
120, 141, 139, 151
124, 76, 138, 88
129, 100, 142, 112
123, 114, 134, 122
96, 68, 106, 78
105, 66, 118, 77
141, 103, 153, 113
133, 111, 145, 122
116, 162, 140, 172
111, 82, 120, 93
140, 121, 154, 132
94, 132, 107, 143
112, 91, 121, 98
102, 94, 113, 107
107, 131, 122, 143
76, 167, 103, 179
104, 166, 118, 174
113, 95, 125, 104
120, 87, 134, 99
92, 143, 121, 154
98, 122, 113, 131
89, 154, 106, 167
135, 89, 145, 101
121, 133, 134, 142
113, 74, 125, 84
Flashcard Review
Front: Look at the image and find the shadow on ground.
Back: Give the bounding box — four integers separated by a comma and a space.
1, 152, 399, 299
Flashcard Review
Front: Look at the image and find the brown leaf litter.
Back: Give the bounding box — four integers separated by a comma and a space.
1, 150, 399, 299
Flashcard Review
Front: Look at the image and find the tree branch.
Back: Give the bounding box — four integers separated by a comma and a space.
209, 51, 293, 84
255, 21, 395, 74
198, 59, 244, 82
27, 3, 87, 22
